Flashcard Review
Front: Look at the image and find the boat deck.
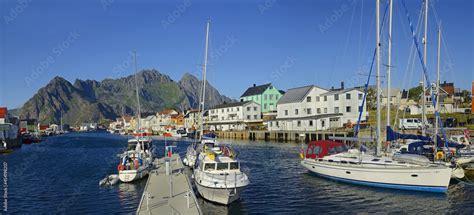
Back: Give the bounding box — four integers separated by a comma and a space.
137, 153, 201, 215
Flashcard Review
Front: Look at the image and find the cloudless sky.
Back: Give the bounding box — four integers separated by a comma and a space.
1, 0, 473, 109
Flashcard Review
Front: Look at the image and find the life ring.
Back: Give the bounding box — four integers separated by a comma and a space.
117, 164, 125, 171
436, 151, 444, 160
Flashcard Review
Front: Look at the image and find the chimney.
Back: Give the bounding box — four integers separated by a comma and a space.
253, 83, 256, 87
341, 81, 344, 90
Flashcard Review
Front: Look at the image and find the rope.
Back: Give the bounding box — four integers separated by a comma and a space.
401, 0, 449, 149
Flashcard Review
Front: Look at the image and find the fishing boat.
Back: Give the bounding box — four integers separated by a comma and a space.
301, 0, 452, 193
194, 143, 249, 205
117, 50, 155, 183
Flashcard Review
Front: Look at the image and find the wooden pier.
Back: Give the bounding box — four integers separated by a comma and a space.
214, 130, 351, 142
137, 154, 201, 215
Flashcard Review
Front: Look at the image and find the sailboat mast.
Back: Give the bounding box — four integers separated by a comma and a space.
386, 0, 393, 129
376, 0, 381, 156
435, 24, 441, 146
199, 20, 210, 140
133, 50, 141, 132
421, 0, 428, 136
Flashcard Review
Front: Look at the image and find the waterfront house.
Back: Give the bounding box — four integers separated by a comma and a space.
184, 109, 200, 130
206, 101, 262, 131
268, 85, 367, 131
240, 83, 284, 114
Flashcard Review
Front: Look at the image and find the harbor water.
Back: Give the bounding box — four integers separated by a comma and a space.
1, 132, 474, 214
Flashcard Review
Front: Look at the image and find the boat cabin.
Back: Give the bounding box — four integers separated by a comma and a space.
198, 156, 240, 172
305, 140, 348, 159
128, 138, 152, 151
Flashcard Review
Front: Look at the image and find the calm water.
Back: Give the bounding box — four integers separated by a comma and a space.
1, 132, 474, 214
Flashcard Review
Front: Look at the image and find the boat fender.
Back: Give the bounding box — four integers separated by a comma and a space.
436, 151, 444, 160
118, 164, 124, 171
134, 159, 139, 169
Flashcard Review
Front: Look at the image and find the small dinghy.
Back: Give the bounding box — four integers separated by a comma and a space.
99, 174, 119, 187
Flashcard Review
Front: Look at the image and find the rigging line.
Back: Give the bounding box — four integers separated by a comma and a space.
357, 0, 364, 65
353, 1, 390, 141
339, 0, 358, 72
359, 2, 376, 68
394, 2, 424, 128
431, 4, 457, 85
401, 0, 449, 149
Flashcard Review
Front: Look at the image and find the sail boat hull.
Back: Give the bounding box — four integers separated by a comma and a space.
301, 159, 451, 193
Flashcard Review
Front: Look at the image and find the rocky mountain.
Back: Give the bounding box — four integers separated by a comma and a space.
19, 70, 233, 125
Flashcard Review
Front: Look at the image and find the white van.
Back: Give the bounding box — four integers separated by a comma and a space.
399, 118, 422, 130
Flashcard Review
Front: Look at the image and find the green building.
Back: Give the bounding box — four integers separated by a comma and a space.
240, 83, 284, 113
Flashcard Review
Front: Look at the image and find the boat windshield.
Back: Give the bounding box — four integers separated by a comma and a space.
217, 163, 228, 170
229, 162, 239, 170
204, 163, 215, 171
328, 145, 348, 155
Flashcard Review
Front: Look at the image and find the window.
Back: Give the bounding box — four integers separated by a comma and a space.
334, 107, 339, 113
295, 109, 299, 115
285, 110, 288, 116
221, 117, 224, 120
297, 121, 301, 127
316, 96, 320, 101
309, 120, 313, 126
324, 96, 327, 101
205, 163, 216, 171
217, 163, 228, 170
270, 104, 274, 110
270, 121, 273, 126
264, 104, 267, 109
247, 115, 250, 120
346, 93, 351, 100
307, 96, 311, 102
254, 115, 257, 119
358, 93, 363, 100
317, 108, 321, 114
346, 106, 351, 112
334, 94, 339, 101
254, 107, 257, 111
276, 95, 279, 100
229, 162, 239, 170
269, 95, 274, 100
221, 109, 224, 113
276, 121, 279, 127
264, 94, 268, 100
247, 107, 250, 111
322, 120, 325, 127
307, 108, 312, 114
227, 108, 229, 112
237, 107, 239, 111
324, 108, 327, 113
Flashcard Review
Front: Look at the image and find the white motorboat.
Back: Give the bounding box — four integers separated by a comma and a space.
118, 141, 153, 183
194, 145, 249, 205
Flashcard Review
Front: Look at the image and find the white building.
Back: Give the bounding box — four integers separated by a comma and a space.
268, 85, 367, 131
184, 109, 200, 130
206, 101, 262, 131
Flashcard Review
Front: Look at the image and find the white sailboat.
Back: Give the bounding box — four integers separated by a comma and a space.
301, 0, 452, 193
118, 50, 154, 183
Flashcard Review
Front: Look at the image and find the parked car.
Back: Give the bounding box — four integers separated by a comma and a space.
399, 118, 422, 130
443, 117, 457, 128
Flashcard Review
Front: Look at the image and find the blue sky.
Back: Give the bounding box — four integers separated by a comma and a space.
1, 0, 473, 109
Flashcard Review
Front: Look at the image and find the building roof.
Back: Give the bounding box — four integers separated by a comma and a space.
277, 85, 314, 104
240, 83, 271, 97
210, 101, 252, 109
320, 87, 363, 96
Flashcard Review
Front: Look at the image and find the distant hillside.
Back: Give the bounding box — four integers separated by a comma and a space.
19, 70, 233, 125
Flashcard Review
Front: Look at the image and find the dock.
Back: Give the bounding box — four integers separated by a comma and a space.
137, 154, 201, 215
